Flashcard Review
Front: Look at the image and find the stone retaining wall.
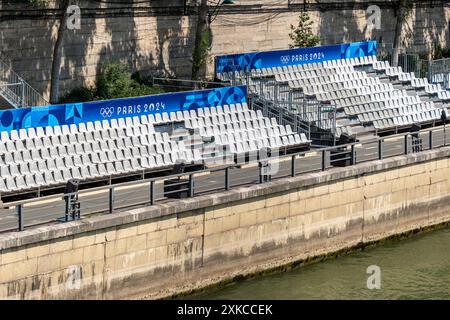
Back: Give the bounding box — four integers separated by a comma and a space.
0, 0, 449, 99
0, 147, 449, 299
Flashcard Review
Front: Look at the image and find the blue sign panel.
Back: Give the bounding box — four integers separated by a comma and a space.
0, 85, 247, 133
215, 41, 377, 75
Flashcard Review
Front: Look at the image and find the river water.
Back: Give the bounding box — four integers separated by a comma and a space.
187, 227, 450, 300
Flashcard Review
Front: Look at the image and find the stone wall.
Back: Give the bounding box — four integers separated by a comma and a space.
0, 0, 449, 100
0, 147, 449, 299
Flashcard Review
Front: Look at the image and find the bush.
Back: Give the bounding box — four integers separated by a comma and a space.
434, 45, 450, 60
59, 87, 94, 104
59, 61, 163, 103
289, 12, 320, 48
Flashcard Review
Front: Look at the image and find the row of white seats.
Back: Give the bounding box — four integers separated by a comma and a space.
288, 71, 367, 89
372, 61, 390, 71
358, 104, 439, 123
303, 77, 381, 95
0, 151, 206, 193
353, 102, 436, 121
344, 96, 427, 115
335, 126, 353, 137
374, 110, 444, 130
0, 138, 187, 166
323, 55, 377, 68
317, 84, 395, 102
229, 134, 305, 154
334, 90, 409, 108
424, 84, 444, 94
184, 109, 264, 128
199, 124, 293, 140
398, 72, 416, 82
437, 91, 450, 100
385, 66, 403, 77
0, 130, 171, 155
216, 132, 308, 147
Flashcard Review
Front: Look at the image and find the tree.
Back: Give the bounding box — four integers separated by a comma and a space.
60, 61, 163, 103
50, 0, 71, 104
289, 12, 320, 48
392, 0, 410, 67
191, 0, 210, 81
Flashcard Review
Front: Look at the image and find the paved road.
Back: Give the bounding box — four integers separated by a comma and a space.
0, 127, 448, 233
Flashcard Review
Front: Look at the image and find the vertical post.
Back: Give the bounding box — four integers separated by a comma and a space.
428, 59, 433, 83
259, 161, 263, 183
291, 155, 296, 177
378, 139, 383, 160
108, 187, 114, 214
246, 66, 250, 87
225, 167, 230, 190
16, 204, 24, 231
351, 144, 356, 165
429, 130, 433, 149
21, 80, 25, 108
333, 108, 337, 146
189, 174, 194, 197
321, 150, 326, 171
64, 195, 70, 222
444, 124, 447, 147
150, 180, 155, 205
404, 134, 409, 154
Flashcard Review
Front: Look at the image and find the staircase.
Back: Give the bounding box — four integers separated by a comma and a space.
0, 59, 48, 109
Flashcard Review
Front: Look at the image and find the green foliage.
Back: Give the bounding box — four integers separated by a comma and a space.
26, 0, 48, 7
60, 61, 163, 103
433, 45, 450, 60
95, 61, 135, 100
403, 0, 414, 19
289, 12, 320, 48
60, 86, 95, 103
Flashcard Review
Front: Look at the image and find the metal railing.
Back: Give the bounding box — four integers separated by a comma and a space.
0, 59, 48, 108
376, 46, 450, 87
428, 58, 450, 89
0, 124, 448, 233
249, 94, 312, 139
226, 70, 335, 145
151, 77, 229, 92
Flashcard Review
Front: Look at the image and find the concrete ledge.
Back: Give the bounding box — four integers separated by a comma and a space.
1, 146, 449, 251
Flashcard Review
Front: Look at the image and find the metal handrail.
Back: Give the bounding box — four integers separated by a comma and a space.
0, 59, 48, 108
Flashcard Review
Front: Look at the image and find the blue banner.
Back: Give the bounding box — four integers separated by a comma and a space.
0, 86, 247, 133
215, 41, 377, 75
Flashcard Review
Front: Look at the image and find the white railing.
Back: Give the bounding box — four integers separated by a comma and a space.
0, 59, 48, 108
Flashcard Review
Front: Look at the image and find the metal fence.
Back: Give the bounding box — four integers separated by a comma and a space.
1, 124, 448, 233
0, 59, 48, 108
249, 94, 314, 139
152, 77, 230, 93
237, 72, 336, 145
376, 44, 450, 88
428, 58, 450, 89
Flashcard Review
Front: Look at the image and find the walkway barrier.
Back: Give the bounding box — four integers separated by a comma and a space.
0, 125, 448, 233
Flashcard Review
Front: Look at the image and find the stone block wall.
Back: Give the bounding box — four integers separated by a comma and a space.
0, 1, 449, 100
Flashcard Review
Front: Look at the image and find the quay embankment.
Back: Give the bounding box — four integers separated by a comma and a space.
0, 147, 449, 299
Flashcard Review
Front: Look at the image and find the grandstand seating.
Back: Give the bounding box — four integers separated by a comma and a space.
219, 55, 450, 141
0, 102, 311, 194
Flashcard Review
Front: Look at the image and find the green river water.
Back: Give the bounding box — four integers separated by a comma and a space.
187, 227, 450, 300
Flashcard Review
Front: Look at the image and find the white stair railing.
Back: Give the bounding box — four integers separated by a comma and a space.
0, 59, 48, 108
